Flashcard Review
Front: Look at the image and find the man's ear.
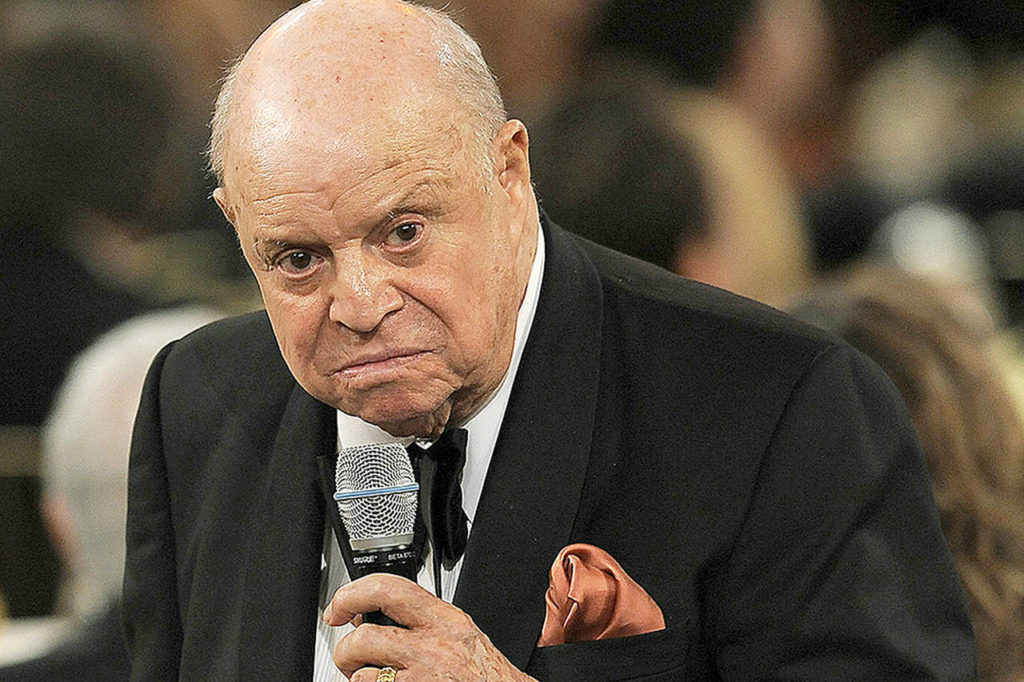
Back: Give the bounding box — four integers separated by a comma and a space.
493, 120, 531, 208
213, 187, 236, 226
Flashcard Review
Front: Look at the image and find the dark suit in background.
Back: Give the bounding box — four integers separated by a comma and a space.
124, 219, 974, 679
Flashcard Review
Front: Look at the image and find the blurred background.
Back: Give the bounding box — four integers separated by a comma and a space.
0, 0, 1021, 678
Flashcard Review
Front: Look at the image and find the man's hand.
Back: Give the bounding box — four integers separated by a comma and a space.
323, 574, 537, 681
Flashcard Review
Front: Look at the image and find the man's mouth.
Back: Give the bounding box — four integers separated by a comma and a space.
334, 350, 432, 379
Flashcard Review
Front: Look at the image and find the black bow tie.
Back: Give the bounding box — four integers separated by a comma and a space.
407, 428, 469, 593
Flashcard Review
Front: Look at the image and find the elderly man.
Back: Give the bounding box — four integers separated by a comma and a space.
122, 1, 975, 680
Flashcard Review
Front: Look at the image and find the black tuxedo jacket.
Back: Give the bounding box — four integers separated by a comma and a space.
123, 220, 975, 680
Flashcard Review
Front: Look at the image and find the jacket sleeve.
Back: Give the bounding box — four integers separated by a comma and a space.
710, 342, 976, 679
122, 343, 183, 680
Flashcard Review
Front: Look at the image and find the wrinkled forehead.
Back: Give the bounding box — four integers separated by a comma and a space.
222, 97, 462, 212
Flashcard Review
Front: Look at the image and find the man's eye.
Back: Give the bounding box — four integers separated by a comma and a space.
384, 222, 422, 248
279, 251, 320, 274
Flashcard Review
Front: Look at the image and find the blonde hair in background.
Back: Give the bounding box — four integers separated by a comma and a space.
794, 265, 1024, 680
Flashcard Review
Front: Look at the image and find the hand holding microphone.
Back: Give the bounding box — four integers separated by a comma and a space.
323, 574, 536, 682
326, 441, 534, 680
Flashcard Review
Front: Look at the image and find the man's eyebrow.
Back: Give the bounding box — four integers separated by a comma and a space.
384, 175, 455, 219
250, 237, 291, 259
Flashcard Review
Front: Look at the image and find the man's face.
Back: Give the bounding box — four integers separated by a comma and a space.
218, 116, 534, 437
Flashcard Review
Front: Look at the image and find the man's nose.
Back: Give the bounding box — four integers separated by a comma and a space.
327, 258, 403, 333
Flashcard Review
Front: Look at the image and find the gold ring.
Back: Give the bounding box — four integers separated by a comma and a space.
376, 667, 397, 682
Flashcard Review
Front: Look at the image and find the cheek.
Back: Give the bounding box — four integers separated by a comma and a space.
443, 274, 516, 370
264, 292, 326, 373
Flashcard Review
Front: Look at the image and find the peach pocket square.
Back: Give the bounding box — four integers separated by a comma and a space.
538, 543, 666, 647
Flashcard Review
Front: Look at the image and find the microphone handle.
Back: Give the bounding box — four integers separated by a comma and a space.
350, 544, 418, 627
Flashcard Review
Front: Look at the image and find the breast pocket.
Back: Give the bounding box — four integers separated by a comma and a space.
525, 623, 690, 681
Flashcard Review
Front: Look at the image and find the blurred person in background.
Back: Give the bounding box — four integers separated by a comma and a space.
0, 1, 264, 621
0, 0, 271, 307
0, 4, 186, 430
588, 0, 829, 186
791, 265, 1024, 681
815, 11, 1024, 301
0, 306, 222, 677
0, 6, 179, 619
530, 64, 811, 308
135, 0, 302, 285
587, 0, 1022, 195
587, 0, 1024, 312
789, 0, 1024, 320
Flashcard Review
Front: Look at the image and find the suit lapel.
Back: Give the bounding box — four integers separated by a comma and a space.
239, 383, 335, 678
454, 222, 603, 669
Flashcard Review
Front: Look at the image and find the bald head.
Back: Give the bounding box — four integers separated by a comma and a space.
208, 0, 505, 192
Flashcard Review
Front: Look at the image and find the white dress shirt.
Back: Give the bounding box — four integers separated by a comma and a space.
313, 227, 545, 681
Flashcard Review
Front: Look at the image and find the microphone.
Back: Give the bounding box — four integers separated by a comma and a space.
333, 442, 419, 625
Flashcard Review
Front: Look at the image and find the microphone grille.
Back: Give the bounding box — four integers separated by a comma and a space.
335, 442, 417, 549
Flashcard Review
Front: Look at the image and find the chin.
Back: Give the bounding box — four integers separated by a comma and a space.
335, 386, 453, 435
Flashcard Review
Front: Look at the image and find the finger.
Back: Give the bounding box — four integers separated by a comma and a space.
324, 573, 439, 627
333, 623, 410, 678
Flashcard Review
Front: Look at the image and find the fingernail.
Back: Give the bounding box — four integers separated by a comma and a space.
322, 602, 333, 623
